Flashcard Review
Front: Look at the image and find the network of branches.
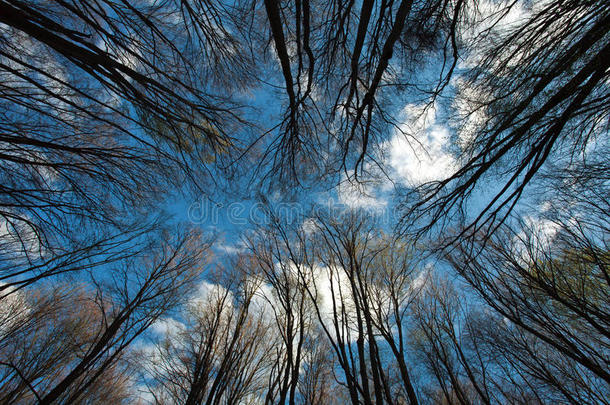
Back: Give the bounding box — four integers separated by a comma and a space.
0, 0, 607, 404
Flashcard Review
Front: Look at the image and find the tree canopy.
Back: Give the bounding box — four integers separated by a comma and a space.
0, 0, 608, 403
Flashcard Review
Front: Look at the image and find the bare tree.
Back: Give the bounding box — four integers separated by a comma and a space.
247, 0, 466, 187
300, 213, 422, 405
245, 229, 314, 405
0, 284, 133, 404
297, 329, 338, 405
247, 210, 428, 404
410, 275, 494, 405
0, 0, 255, 294
443, 196, 610, 403
400, 0, 610, 241
8, 228, 209, 404
140, 260, 273, 405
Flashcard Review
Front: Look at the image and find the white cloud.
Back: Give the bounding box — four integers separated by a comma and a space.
248, 278, 279, 324
150, 316, 184, 337
512, 216, 561, 267
524, 216, 560, 243
385, 103, 456, 186
247, 261, 359, 342
459, 0, 530, 69
0, 213, 46, 259
408, 268, 429, 294
0, 283, 30, 336
451, 77, 491, 149
150, 280, 236, 340
187, 281, 234, 315
336, 175, 388, 209
300, 218, 320, 236
214, 241, 247, 255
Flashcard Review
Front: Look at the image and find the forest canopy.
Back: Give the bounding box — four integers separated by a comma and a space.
0, 0, 608, 404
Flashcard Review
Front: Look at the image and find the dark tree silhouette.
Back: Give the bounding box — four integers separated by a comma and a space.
400, 0, 610, 241
250, 0, 465, 187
